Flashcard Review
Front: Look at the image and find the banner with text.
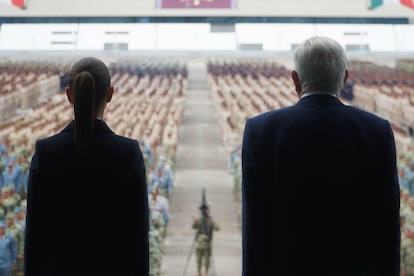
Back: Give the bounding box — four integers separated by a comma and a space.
155, 0, 237, 9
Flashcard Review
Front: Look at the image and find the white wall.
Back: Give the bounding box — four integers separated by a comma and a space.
0, 24, 79, 51
0, 23, 413, 52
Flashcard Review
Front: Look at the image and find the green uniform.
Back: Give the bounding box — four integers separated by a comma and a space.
1, 196, 18, 212
0, 207, 5, 220
149, 227, 162, 276
232, 155, 242, 202
151, 208, 166, 252
7, 215, 24, 276
403, 237, 414, 276
192, 216, 219, 275
402, 203, 414, 276
149, 204, 165, 276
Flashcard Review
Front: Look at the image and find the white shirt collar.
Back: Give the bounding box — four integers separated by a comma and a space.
301, 92, 337, 99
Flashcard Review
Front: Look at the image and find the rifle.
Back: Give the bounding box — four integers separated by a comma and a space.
182, 234, 196, 276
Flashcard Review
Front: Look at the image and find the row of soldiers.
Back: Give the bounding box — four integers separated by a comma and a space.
229, 144, 242, 231
0, 196, 26, 276
140, 139, 175, 276
0, 141, 28, 275
399, 151, 414, 197
400, 188, 414, 276
0, 142, 31, 198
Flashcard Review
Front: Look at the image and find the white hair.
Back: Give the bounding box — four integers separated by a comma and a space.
293, 36, 347, 94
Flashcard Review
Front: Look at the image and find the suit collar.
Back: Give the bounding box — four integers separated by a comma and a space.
61, 119, 114, 134
296, 94, 344, 106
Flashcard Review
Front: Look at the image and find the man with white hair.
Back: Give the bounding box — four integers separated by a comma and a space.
241, 36, 400, 275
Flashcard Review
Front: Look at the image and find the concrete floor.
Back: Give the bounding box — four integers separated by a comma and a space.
160, 59, 242, 276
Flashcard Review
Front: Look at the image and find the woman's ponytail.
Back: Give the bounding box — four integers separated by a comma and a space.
72, 71, 96, 152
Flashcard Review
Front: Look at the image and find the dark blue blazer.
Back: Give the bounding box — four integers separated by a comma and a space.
242, 95, 400, 276
25, 119, 149, 276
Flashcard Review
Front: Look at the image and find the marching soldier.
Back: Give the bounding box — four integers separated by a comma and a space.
192, 189, 219, 276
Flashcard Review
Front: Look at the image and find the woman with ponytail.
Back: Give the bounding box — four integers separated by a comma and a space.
25, 57, 149, 275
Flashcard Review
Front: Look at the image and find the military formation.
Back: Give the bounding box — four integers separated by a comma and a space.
0, 141, 29, 276
0, 58, 413, 275
399, 149, 414, 276
229, 144, 242, 231
140, 140, 175, 276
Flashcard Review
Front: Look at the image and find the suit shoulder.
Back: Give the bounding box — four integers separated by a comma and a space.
111, 134, 139, 148
35, 132, 67, 150
249, 106, 294, 122
108, 135, 142, 159
345, 105, 389, 125
247, 106, 296, 126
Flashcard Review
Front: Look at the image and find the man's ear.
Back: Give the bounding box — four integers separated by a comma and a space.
65, 87, 74, 104
106, 86, 114, 103
344, 69, 349, 85
291, 70, 302, 96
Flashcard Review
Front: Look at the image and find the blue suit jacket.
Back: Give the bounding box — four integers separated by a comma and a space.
242, 95, 400, 276
25, 119, 149, 276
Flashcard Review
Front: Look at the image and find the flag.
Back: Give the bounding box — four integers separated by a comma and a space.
0, 0, 26, 8
368, 0, 384, 9
368, 0, 414, 9
401, 0, 414, 9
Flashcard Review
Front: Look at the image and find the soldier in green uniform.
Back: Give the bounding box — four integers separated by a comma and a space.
149, 223, 162, 276
192, 190, 219, 276
6, 212, 23, 276
1, 186, 18, 212
402, 199, 414, 276
0, 158, 5, 176
0, 203, 5, 221
231, 148, 242, 203
7, 187, 20, 209
149, 198, 165, 276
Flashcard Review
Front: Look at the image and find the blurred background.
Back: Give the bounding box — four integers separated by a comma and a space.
0, 1, 413, 275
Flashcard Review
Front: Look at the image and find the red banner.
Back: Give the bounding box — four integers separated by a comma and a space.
156, 0, 237, 9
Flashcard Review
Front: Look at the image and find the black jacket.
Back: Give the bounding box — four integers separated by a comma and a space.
25, 119, 149, 276
242, 95, 400, 276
